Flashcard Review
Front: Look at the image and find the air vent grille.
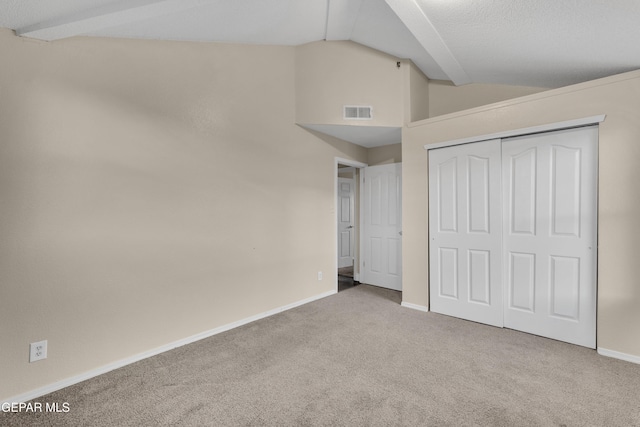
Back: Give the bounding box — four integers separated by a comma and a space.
344, 105, 373, 120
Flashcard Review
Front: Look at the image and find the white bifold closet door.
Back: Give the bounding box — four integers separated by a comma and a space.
429, 126, 598, 348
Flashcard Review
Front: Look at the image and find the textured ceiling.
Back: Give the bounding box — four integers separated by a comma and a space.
89, 1, 329, 46
416, 0, 640, 88
1, 0, 640, 88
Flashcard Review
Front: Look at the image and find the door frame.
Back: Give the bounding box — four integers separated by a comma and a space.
335, 157, 368, 291
337, 176, 355, 268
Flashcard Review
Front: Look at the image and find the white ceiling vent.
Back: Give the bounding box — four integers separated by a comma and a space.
344, 106, 373, 120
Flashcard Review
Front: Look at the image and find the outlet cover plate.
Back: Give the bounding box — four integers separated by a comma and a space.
30, 340, 47, 363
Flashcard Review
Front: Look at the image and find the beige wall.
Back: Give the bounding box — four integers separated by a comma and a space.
408, 63, 429, 122
367, 143, 402, 166
428, 80, 547, 117
0, 29, 369, 400
295, 41, 404, 127
337, 167, 355, 179
402, 70, 640, 358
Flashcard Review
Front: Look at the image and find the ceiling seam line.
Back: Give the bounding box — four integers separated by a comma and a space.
324, 0, 331, 41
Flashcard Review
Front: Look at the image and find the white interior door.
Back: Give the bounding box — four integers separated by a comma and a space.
429, 139, 503, 327
502, 127, 598, 348
362, 163, 402, 291
337, 177, 355, 268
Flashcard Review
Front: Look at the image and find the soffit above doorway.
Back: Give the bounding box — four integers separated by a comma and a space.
301, 124, 401, 148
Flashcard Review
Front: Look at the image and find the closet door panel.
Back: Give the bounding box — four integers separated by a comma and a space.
502, 127, 597, 348
429, 139, 503, 327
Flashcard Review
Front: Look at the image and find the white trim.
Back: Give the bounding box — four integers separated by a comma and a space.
359, 169, 365, 284
423, 115, 606, 150
335, 157, 367, 292
337, 176, 356, 268
354, 273, 360, 281
2, 290, 336, 405
597, 347, 640, 365
384, 0, 470, 85
401, 301, 429, 312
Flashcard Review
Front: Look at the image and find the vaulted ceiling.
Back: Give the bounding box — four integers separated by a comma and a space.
1, 0, 639, 88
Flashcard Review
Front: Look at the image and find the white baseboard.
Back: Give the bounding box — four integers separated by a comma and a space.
3, 290, 337, 405
354, 273, 360, 281
401, 301, 429, 312
597, 347, 640, 365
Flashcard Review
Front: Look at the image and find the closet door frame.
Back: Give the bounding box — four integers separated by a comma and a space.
425, 116, 603, 348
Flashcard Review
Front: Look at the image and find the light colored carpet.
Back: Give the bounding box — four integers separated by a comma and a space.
3, 285, 640, 426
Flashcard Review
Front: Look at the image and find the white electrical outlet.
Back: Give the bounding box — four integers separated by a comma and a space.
317, 271, 323, 281
30, 340, 47, 363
